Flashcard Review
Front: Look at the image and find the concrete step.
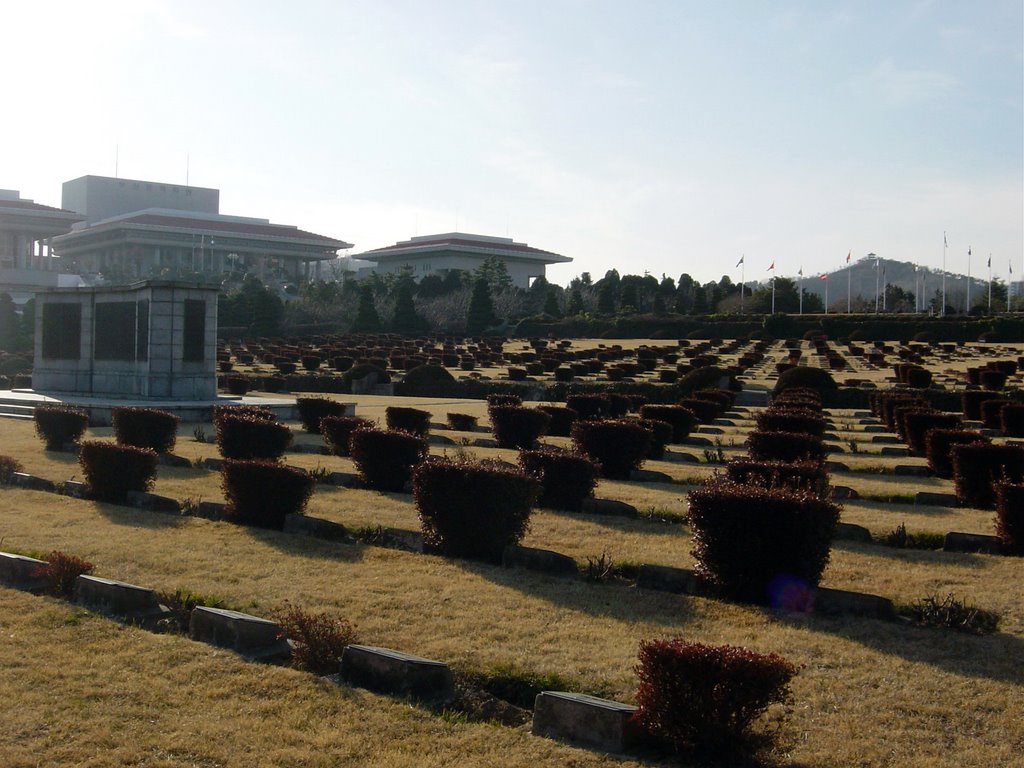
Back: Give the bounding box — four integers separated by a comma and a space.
0, 403, 35, 420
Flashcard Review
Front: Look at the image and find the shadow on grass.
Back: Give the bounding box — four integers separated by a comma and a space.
784, 611, 1024, 686
540, 506, 690, 536
90, 500, 189, 529
242, 525, 366, 564
831, 540, 989, 568
450, 556, 695, 628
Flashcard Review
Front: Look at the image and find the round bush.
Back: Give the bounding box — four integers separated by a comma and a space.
78, 440, 158, 502
33, 405, 89, 450
446, 412, 478, 431
414, 457, 539, 562
725, 458, 830, 498
0, 454, 25, 484
214, 413, 292, 460
571, 419, 652, 479
490, 406, 551, 449
224, 376, 251, 396
221, 459, 315, 529
341, 363, 390, 391
746, 430, 827, 463
296, 397, 350, 434
385, 406, 432, 436
773, 367, 838, 400
679, 366, 735, 395
518, 446, 599, 511
925, 429, 989, 479
350, 428, 428, 492
396, 364, 456, 396
537, 405, 578, 437
112, 407, 180, 453
635, 417, 673, 459
320, 416, 375, 457
755, 407, 826, 438
566, 394, 609, 421
687, 477, 840, 603
639, 404, 697, 442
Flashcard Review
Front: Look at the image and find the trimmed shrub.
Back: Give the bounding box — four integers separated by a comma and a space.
33, 405, 89, 450
961, 390, 1000, 421
341, 362, 390, 391
951, 443, 1024, 509
606, 393, 631, 417
905, 366, 933, 389
296, 397, 350, 434
0, 454, 24, 485
635, 417, 673, 459
518, 446, 599, 511
396, 363, 456, 396
213, 404, 275, 422
773, 366, 838, 399
79, 440, 158, 502
490, 406, 551, 449
31, 551, 95, 599
639, 404, 697, 442
537, 405, 578, 437
214, 411, 292, 460
275, 602, 358, 675
350, 428, 428, 492
566, 393, 609, 420
980, 399, 1013, 430
679, 365, 735, 395
755, 407, 826, 438
487, 393, 523, 412
677, 397, 719, 423
221, 459, 315, 529
687, 477, 840, 603
446, 412, 478, 431
111, 407, 180, 453
385, 406, 432, 437
995, 482, 1024, 554
571, 419, 652, 479
925, 429, 989, 479
901, 410, 961, 457
979, 369, 1008, 390
320, 415, 375, 457
414, 457, 539, 562
300, 355, 321, 372
692, 388, 735, 410
224, 376, 251, 396
1000, 404, 1024, 438
634, 638, 797, 755
725, 458, 830, 498
746, 430, 827, 463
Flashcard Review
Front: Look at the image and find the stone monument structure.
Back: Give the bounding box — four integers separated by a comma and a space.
32, 280, 218, 399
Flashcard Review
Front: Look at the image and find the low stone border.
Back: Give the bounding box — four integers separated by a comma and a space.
532, 691, 640, 753
75, 575, 171, 625
340, 645, 454, 703
190, 606, 292, 661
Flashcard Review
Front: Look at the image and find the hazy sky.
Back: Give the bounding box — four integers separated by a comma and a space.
2, 1, 1021, 285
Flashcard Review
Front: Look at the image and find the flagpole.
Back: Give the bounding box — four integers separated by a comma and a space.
942, 232, 947, 317
988, 255, 993, 314
824, 275, 829, 314
872, 253, 879, 313
881, 265, 886, 312
847, 256, 851, 313
740, 257, 745, 315
798, 268, 803, 315
967, 249, 972, 313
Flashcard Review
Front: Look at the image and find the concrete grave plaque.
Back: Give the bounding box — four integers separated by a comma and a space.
190, 606, 291, 660
340, 644, 454, 702
532, 691, 640, 753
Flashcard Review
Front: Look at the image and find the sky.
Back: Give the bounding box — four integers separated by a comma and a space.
1, 0, 1021, 286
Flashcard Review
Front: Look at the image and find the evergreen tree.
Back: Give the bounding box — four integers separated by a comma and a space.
619, 282, 639, 312
543, 288, 562, 318
597, 281, 617, 315
567, 288, 585, 316
352, 283, 382, 332
466, 277, 498, 334
691, 284, 708, 314
474, 256, 513, 292
391, 277, 425, 334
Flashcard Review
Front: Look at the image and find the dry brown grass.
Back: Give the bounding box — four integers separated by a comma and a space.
2, 383, 1024, 767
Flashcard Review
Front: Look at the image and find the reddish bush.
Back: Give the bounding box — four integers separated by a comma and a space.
634, 638, 797, 754
414, 457, 539, 562
214, 413, 292, 460
296, 397, 350, 434
0, 454, 24, 484
925, 429, 989, 479
881, 395, 925, 431
518, 446, 599, 511
901, 410, 961, 456
385, 406, 432, 437
746, 430, 827, 463
961, 390, 1000, 421
980, 399, 1013, 430
756, 407, 826, 438
979, 369, 1008, 390
639, 404, 697, 442
565, 393, 610, 420
571, 419, 652, 479
221, 459, 315, 529
275, 602, 357, 674
350, 428, 428, 492
635, 418, 673, 459
486, 393, 522, 414
31, 551, 95, 599
693, 388, 735, 410
112, 407, 180, 453
490, 406, 551, 449
446, 412, 478, 431
677, 398, 719, 423
951, 443, 1024, 509
537, 405, 578, 437
606, 393, 631, 417
725, 458, 830, 497
300, 355, 321, 372
905, 366, 933, 389
995, 482, 1024, 554
224, 376, 251, 396
79, 440, 158, 502
687, 477, 839, 603
1000, 404, 1024, 438
33, 405, 89, 450
320, 416, 375, 457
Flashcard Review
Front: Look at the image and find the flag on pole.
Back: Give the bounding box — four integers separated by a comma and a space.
846, 251, 851, 264
735, 255, 744, 268
820, 274, 828, 281
987, 255, 991, 268
798, 267, 803, 277
767, 261, 775, 271
1010, 262, 1014, 275
944, 232, 948, 248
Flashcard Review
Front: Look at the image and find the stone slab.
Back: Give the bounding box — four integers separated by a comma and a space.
532, 691, 640, 753
427, 434, 456, 446
629, 469, 674, 484
195, 501, 226, 521
157, 453, 193, 468
61, 480, 88, 498
894, 465, 932, 477
471, 438, 499, 448
190, 606, 291, 660
580, 498, 638, 518
75, 575, 168, 621
10, 472, 56, 492
943, 531, 1003, 555
825, 461, 849, 472
201, 457, 223, 471
680, 435, 713, 447
862, 425, 887, 433
635, 564, 699, 594
340, 644, 454, 702
830, 486, 860, 500
871, 435, 901, 444
0, 551, 47, 588
327, 471, 358, 487
834, 522, 872, 542
283, 514, 349, 541
502, 545, 578, 577
813, 587, 896, 620
880, 446, 910, 457
696, 426, 724, 435
914, 491, 958, 508
127, 491, 181, 514
660, 451, 700, 464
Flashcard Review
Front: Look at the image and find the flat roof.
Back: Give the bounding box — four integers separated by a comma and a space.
362, 232, 571, 264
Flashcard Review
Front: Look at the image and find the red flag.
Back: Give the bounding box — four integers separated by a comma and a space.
767, 261, 775, 271
846, 251, 851, 264
820, 274, 828, 281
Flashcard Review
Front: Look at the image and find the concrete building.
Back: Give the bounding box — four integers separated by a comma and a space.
0, 190, 85, 304
32, 280, 218, 399
52, 175, 352, 284
356, 233, 571, 288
